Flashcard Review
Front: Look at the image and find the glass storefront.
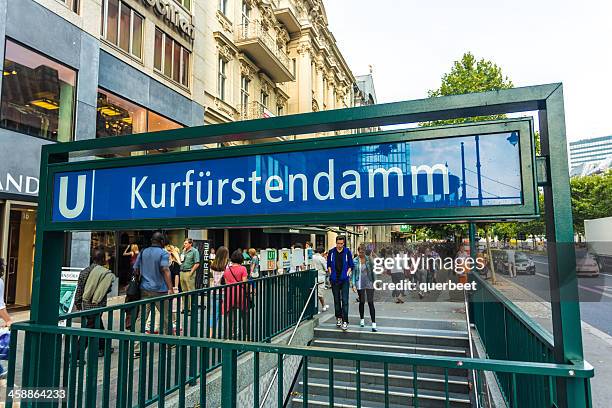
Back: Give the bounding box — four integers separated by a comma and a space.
0, 39, 77, 142
96, 88, 183, 138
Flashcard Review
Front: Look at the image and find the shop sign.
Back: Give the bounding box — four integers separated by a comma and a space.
142, 0, 195, 39
0, 172, 39, 196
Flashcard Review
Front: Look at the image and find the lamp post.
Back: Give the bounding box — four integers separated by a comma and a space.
475, 135, 483, 206
461, 142, 467, 204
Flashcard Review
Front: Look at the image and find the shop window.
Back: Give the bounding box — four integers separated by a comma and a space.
0, 39, 76, 142
96, 88, 183, 140
153, 28, 191, 88
101, 0, 144, 60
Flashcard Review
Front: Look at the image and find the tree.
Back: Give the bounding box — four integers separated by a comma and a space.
422, 52, 515, 241
422, 52, 514, 127
571, 170, 612, 234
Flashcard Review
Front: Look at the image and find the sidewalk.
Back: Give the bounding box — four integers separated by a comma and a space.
491, 275, 611, 407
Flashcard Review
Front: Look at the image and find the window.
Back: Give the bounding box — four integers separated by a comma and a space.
277, 105, 284, 116
241, 1, 251, 28
292, 58, 296, 76
101, 0, 143, 59
260, 91, 269, 108
154, 28, 191, 88
219, 0, 228, 15
61, 0, 79, 13
96, 88, 182, 139
218, 58, 227, 100
178, 0, 191, 10
240, 75, 250, 108
0, 39, 77, 141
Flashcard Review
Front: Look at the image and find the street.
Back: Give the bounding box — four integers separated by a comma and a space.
504, 252, 612, 336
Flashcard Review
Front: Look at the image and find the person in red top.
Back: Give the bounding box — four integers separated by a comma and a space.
223, 250, 249, 340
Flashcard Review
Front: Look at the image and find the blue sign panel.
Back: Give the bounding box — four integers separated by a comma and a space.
52, 132, 523, 223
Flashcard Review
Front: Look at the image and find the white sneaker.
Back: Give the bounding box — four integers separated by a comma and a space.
336, 318, 342, 327
360, 319, 365, 327
372, 322, 378, 332
341, 322, 348, 331
323, 305, 329, 312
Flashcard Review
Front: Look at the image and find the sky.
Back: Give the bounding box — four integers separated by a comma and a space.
324, 0, 612, 142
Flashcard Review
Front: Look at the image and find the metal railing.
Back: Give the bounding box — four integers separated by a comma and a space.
7, 270, 317, 407
470, 273, 592, 407
239, 101, 274, 121
8, 321, 592, 408
236, 21, 291, 70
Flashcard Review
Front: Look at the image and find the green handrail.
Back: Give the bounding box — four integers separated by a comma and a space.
7, 321, 593, 408
469, 273, 591, 407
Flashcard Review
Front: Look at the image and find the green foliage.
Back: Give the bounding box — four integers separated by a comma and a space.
570, 170, 612, 234
422, 52, 514, 127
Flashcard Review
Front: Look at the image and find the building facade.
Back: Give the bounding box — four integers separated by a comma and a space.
194, 0, 357, 250
0, 0, 357, 306
569, 135, 612, 177
0, 0, 206, 307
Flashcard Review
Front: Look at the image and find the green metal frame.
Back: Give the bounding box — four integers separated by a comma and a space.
44, 118, 538, 231
25, 83, 588, 407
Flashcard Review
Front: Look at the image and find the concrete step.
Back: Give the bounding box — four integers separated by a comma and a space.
291, 394, 404, 408
304, 362, 469, 394
315, 325, 469, 348
295, 378, 471, 407
342, 316, 468, 332
306, 357, 469, 378
311, 338, 467, 358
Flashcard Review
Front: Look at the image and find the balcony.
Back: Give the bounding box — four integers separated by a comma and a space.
274, 0, 301, 34
236, 21, 295, 83
239, 101, 275, 120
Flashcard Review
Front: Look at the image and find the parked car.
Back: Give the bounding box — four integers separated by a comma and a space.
514, 253, 536, 275
576, 253, 600, 277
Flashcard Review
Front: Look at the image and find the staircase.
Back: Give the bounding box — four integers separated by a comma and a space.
290, 316, 473, 407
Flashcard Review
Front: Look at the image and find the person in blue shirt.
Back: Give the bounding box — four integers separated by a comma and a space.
133, 232, 175, 357
327, 236, 354, 331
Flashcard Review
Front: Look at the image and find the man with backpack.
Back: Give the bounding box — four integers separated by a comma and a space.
74, 247, 115, 357
133, 232, 175, 357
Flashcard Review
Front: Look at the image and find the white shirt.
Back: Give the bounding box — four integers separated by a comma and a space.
312, 253, 327, 283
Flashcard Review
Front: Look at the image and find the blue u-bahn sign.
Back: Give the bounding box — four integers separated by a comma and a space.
49, 121, 538, 226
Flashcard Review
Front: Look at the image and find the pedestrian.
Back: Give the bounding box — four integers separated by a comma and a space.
223, 250, 249, 340
0, 258, 12, 379
389, 249, 406, 303
323, 250, 331, 289
180, 238, 200, 312
133, 232, 175, 358
209, 246, 229, 336
74, 247, 115, 358
506, 248, 516, 278
352, 245, 377, 332
327, 236, 354, 331
123, 243, 140, 270
248, 248, 260, 278
312, 247, 330, 312
166, 245, 181, 292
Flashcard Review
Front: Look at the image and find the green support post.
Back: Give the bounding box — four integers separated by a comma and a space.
221, 349, 237, 408
539, 85, 587, 407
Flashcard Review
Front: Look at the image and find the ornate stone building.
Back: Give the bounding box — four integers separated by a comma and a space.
201, 0, 355, 127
